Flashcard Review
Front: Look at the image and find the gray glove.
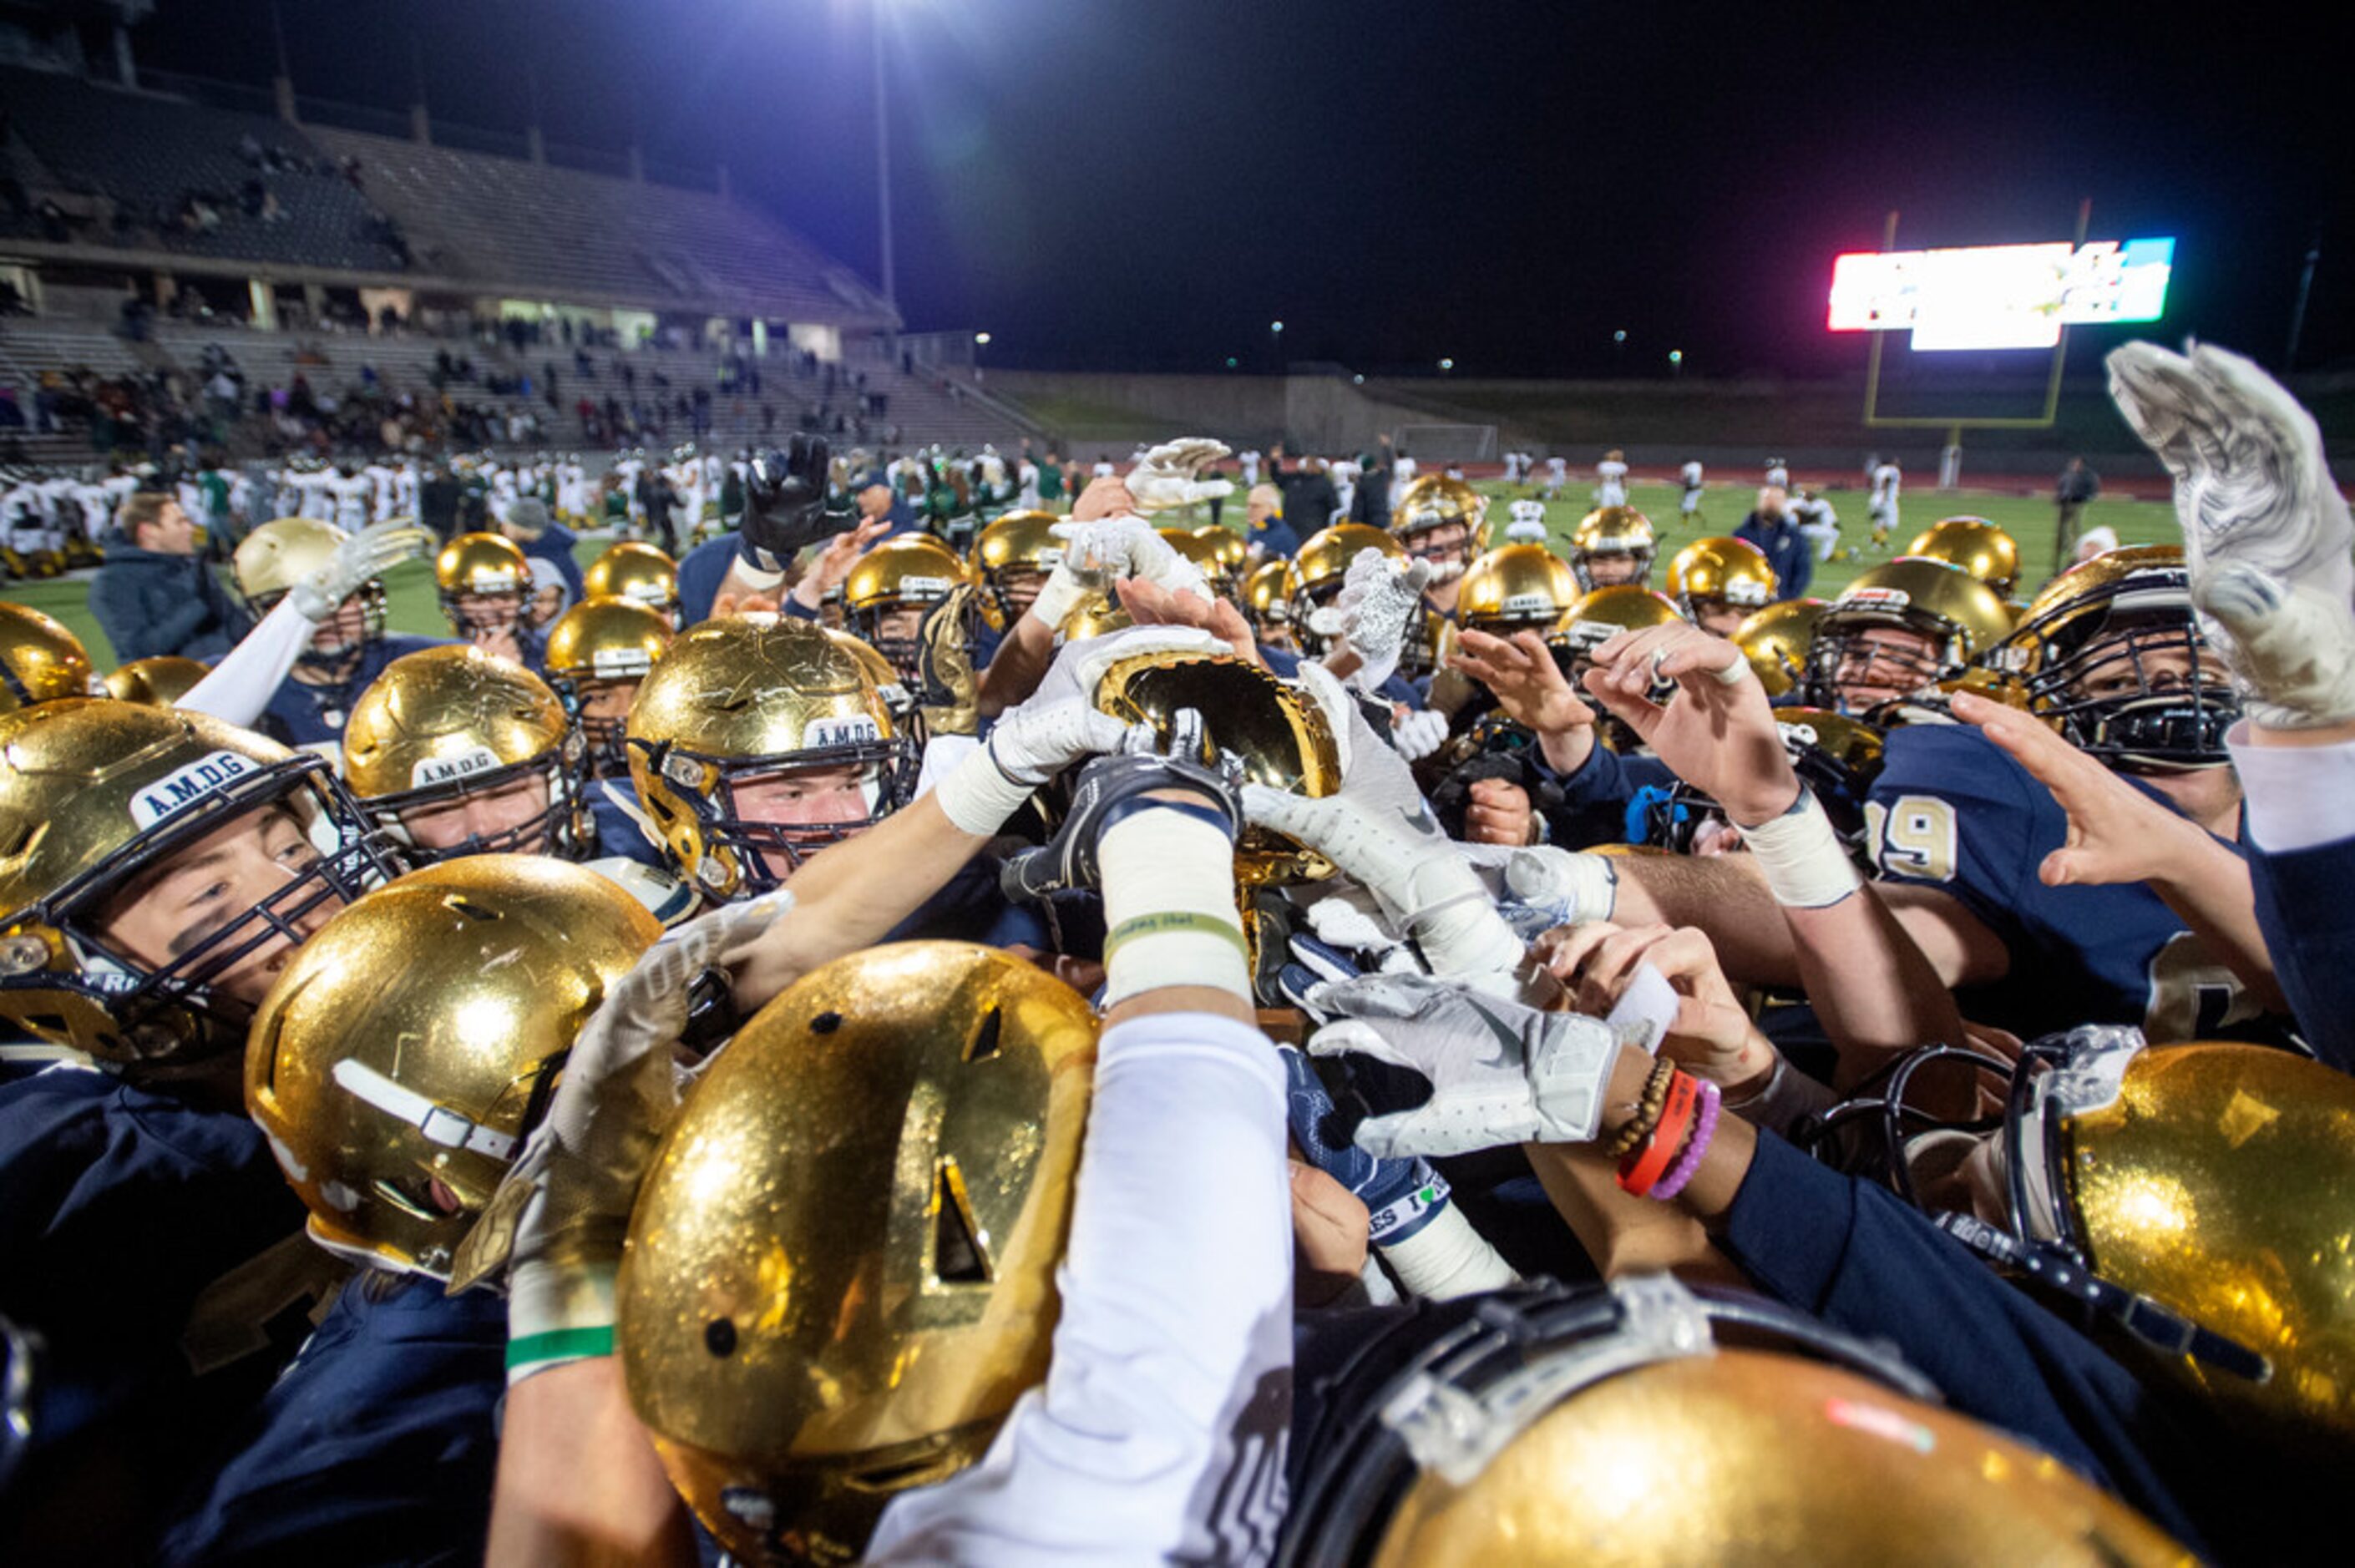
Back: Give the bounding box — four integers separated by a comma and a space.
286, 517, 433, 620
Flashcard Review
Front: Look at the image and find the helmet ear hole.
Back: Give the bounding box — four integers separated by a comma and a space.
929, 1159, 992, 1287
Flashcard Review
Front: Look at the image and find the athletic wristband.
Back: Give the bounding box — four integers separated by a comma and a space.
1732, 788, 1862, 908
1378, 1202, 1521, 1302
1365, 1167, 1452, 1246
1098, 808, 1251, 1004
505, 1259, 617, 1387
1605, 1057, 1677, 1161
1618, 1070, 1699, 1196
1651, 1077, 1722, 1201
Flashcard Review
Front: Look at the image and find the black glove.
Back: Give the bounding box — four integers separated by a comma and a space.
737, 433, 853, 574
1000, 712, 1243, 905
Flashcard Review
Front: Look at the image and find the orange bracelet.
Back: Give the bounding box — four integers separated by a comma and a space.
1618, 1070, 1699, 1196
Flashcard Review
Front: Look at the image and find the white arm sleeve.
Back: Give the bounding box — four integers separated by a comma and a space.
2227, 720, 2355, 853
868, 1013, 1293, 1566
175, 597, 312, 728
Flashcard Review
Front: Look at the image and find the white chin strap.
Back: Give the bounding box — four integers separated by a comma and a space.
332, 1059, 518, 1161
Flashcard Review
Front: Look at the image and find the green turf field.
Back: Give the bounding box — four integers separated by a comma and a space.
2, 481, 2178, 672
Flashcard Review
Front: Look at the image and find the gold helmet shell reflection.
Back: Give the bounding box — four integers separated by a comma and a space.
245, 855, 660, 1278
2029, 1037, 2355, 1447
1241, 559, 1301, 637
102, 655, 213, 708
583, 541, 681, 620
1292, 524, 1405, 604
1157, 524, 1239, 597
1091, 648, 1341, 885
1456, 544, 1582, 637
544, 597, 676, 687
617, 942, 1098, 1565
1372, 1347, 2186, 1566
0, 601, 95, 714
1665, 536, 1778, 620
1554, 584, 1685, 656
1390, 475, 1491, 564
232, 516, 346, 605
1908, 517, 2023, 599
1731, 598, 1828, 698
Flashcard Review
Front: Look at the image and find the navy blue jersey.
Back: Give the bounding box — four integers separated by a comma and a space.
257, 635, 453, 752
1532, 738, 1676, 849
157, 1272, 506, 1567
2249, 834, 2355, 1073
888, 850, 1051, 950
0, 1061, 330, 1555
587, 777, 669, 871
1866, 725, 2272, 1041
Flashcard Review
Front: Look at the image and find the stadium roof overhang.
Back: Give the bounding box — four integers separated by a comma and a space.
0, 238, 902, 332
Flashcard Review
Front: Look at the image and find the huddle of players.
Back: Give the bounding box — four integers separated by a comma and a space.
3, 341, 2352, 1564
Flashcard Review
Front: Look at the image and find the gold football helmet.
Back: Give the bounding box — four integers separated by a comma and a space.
1092, 647, 1340, 884
544, 597, 676, 774
101, 655, 212, 708
1286, 1276, 2190, 1566
1241, 559, 1302, 647
0, 601, 94, 714
1665, 536, 1778, 625
625, 615, 913, 898
1290, 524, 1406, 655
433, 532, 530, 639
617, 942, 1098, 1564
246, 854, 660, 1278
1998, 545, 2236, 771
583, 540, 681, 624
1390, 475, 1491, 574
843, 534, 972, 680
1456, 544, 1583, 638
1198, 523, 1248, 577
1907, 517, 2023, 598
1566, 505, 1657, 591
970, 509, 1063, 627
0, 698, 396, 1064
1803, 557, 2013, 715
342, 645, 590, 862
1552, 584, 1686, 660
1731, 597, 1828, 699
232, 518, 389, 661
1157, 524, 1239, 599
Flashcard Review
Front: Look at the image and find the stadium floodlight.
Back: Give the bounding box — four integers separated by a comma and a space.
1224, 357, 1239, 369
1270, 321, 1284, 334
1353, 374, 1365, 385
1438, 357, 1455, 372
974, 331, 992, 346
1669, 350, 1684, 365
1613, 329, 1628, 343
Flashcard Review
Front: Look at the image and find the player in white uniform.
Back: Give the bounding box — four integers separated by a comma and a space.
1790, 487, 1842, 562
1868, 458, 1902, 546
1238, 449, 1262, 488
299, 464, 338, 522
1679, 458, 1705, 524
1595, 449, 1629, 508
1542, 455, 1567, 499
328, 466, 371, 530
1765, 456, 1791, 492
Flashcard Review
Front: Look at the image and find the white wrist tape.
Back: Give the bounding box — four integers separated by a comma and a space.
1735, 790, 1862, 908
505, 1258, 616, 1387
1099, 808, 1249, 1006
1026, 566, 1088, 634
1379, 1203, 1521, 1302
932, 737, 1037, 837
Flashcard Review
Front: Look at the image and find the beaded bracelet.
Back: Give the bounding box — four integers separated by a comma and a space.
1604, 1058, 1678, 1161
1618, 1070, 1699, 1196
1651, 1078, 1724, 1202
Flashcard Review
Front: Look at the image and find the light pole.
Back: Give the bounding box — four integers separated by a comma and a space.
1269, 320, 1284, 369
873, 2, 895, 312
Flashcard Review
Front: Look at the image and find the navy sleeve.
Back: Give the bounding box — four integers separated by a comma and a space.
1780, 528, 1812, 599
1720, 1131, 2216, 1556
1534, 739, 1675, 815
2248, 837, 2355, 1074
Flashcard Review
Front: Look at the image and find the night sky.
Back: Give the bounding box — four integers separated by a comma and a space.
124, 0, 2351, 378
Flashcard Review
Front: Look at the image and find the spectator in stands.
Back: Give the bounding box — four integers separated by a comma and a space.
88, 490, 251, 662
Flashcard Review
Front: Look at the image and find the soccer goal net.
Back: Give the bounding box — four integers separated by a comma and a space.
1390, 422, 1498, 463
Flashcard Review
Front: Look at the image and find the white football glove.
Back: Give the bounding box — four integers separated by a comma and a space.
1456, 840, 1622, 936
1127, 438, 1235, 513
2109, 341, 2355, 726
286, 516, 433, 620
1304, 972, 1628, 1158
1390, 706, 1451, 762
1048, 514, 1211, 602
1323, 549, 1436, 691
1246, 665, 1524, 985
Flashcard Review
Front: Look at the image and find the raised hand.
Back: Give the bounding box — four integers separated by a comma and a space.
1450, 626, 1598, 763
1127, 438, 1234, 513
1325, 548, 1434, 690
739, 433, 852, 574
1580, 622, 1798, 825
288, 517, 431, 619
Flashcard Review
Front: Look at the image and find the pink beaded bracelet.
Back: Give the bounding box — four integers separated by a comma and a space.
1652, 1077, 1722, 1202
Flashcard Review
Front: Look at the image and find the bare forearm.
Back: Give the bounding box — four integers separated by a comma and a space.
486, 1361, 695, 1568
1613, 852, 1800, 985
1785, 887, 1968, 1089
740, 795, 989, 999
2152, 844, 2290, 1014
976, 613, 1054, 717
